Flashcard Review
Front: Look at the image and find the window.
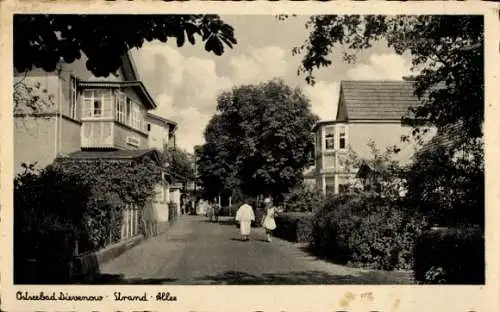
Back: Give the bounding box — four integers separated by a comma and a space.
82, 89, 112, 118
126, 98, 132, 124
114, 92, 145, 132
325, 126, 335, 150
115, 92, 126, 123
69, 76, 77, 119
325, 176, 335, 194
93, 99, 102, 116
339, 126, 346, 149
147, 123, 151, 131
338, 184, 349, 194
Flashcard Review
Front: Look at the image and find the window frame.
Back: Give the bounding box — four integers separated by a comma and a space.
69, 76, 78, 119
324, 126, 335, 150
81, 89, 113, 119
338, 125, 347, 150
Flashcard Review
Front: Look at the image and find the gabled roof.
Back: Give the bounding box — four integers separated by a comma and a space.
336, 80, 424, 121
120, 51, 141, 82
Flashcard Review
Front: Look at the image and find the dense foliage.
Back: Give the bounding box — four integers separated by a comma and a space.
274, 212, 314, 243
197, 79, 318, 200
413, 227, 484, 284
14, 154, 164, 282
164, 147, 195, 182
14, 14, 236, 77
14, 164, 91, 283
53, 154, 163, 251
403, 136, 484, 227
282, 187, 325, 213
310, 193, 428, 271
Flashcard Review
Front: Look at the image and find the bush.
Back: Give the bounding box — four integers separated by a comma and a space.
310, 193, 428, 270
14, 164, 90, 283
282, 187, 325, 213
274, 212, 313, 243
413, 227, 484, 284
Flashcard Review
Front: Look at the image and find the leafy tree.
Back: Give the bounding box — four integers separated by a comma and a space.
14, 14, 237, 77
198, 79, 319, 200
164, 147, 195, 182
403, 136, 484, 226
291, 15, 484, 227
292, 15, 483, 139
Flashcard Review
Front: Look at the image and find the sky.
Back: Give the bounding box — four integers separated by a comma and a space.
130, 15, 414, 153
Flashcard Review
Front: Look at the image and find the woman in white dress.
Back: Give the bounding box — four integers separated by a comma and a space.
262, 198, 278, 242
235, 203, 255, 241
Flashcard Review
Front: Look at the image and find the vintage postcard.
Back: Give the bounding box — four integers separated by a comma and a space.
1, 0, 499, 311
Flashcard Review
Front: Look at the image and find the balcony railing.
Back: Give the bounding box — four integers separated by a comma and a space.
81, 121, 114, 148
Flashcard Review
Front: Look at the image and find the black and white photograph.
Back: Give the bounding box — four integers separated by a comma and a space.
2, 2, 498, 311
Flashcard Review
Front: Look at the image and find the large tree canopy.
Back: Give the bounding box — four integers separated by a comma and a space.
163, 147, 195, 183
198, 79, 318, 200
293, 15, 483, 139
14, 14, 237, 77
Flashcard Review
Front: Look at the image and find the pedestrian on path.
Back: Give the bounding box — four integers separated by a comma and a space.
235, 203, 255, 241
262, 198, 278, 242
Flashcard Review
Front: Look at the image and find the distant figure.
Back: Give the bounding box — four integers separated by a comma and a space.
196, 199, 208, 215
213, 201, 221, 222
206, 200, 216, 222
235, 203, 255, 241
262, 198, 278, 242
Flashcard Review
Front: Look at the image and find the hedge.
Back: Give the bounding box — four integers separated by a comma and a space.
274, 212, 313, 243
282, 188, 325, 213
310, 194, 428, 270
14, 164, 89, 283
413, 226, 484, 284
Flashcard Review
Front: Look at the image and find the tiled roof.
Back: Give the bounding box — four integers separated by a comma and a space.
63, 149, 161, 161
339, 80, 424, 120
417, 122, 465, 154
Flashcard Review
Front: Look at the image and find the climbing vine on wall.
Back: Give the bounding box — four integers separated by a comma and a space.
52, 153, 164, 251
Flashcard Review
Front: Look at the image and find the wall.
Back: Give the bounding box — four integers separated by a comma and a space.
59, 117, 82, 156
148, 120, 169, 152
14, 55, 126, 119
169, 189, 181, 215
349, 122, 436, 165
114, 123, 148, 150
14, 116, 56, 174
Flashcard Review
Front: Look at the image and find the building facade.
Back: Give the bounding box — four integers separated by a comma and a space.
14, 52, 177, 241
313, 80, 436, 195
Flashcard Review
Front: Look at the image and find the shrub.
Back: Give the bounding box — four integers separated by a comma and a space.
283, 187, 325, 213
413, 227, 484, 284
14, 164, 90, 283
274, 212, 313, 243
310, 193, 428, 270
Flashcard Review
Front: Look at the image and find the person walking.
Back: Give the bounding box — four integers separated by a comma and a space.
262, 198, 278, 242
235, 202, 255, 241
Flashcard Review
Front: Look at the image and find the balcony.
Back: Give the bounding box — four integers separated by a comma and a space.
79, 88, 149, 149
